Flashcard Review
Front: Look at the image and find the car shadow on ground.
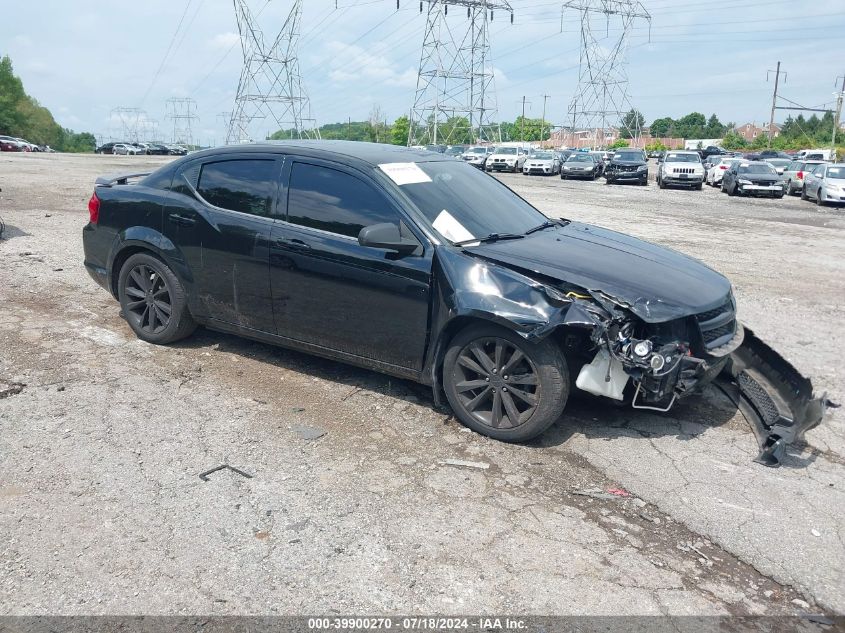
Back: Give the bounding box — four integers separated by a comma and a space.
173, 325, 819, 470
0, 221, 31, 240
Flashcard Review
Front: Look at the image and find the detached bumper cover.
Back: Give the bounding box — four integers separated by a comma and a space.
717, 327, 829, 467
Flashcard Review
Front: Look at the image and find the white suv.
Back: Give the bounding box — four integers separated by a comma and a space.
657, 150, 706, 190
486, 146, 529, 173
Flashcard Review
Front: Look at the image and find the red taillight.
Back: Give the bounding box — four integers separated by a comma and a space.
88, 191, 100, 224
719, 165, 727, 170
797, 171, 804, 179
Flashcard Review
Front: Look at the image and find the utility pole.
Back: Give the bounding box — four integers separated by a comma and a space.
832, 74, 845, 150
767, 61, 786, 148
521, 96, 527, 141
541, 94, 550, 143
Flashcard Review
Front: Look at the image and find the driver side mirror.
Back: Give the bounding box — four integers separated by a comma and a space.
358, 222, 420, 256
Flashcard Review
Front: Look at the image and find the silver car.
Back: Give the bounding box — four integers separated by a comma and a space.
461, 145, 493, 169
782, 159, 826, 195
801, 163, 845, 206
764, 158, 791, 176
522, 150, 561, 175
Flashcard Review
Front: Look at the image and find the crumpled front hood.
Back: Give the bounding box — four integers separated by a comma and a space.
465, 221, 731, 322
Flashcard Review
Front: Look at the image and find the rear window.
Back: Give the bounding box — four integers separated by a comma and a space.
197, 159, 278, 216
738, 164, 776, 175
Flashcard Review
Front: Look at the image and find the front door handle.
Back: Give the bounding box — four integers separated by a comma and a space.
275, 237, 311, 250
168, 213, 196, 227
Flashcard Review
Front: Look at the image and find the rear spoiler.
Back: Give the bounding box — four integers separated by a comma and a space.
95, 172, 152, 186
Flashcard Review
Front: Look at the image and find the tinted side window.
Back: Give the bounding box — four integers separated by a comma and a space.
287, 162, 398, 238
197, 159, 277, 216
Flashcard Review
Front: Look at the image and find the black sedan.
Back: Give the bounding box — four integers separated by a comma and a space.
81, 141, 825, 463
722, 161, 784, 198
560, 154, 601, 180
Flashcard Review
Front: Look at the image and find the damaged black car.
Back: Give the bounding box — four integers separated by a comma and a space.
81, 141, 828, 465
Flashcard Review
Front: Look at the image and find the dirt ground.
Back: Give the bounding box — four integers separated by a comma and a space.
0, 152, 843, 617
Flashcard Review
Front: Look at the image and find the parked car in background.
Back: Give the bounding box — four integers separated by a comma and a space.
782, 159, 827, 195
764, 158, 791, 175
801, 163, 845, 206
522, 150, 561, 176
699, 146, 728, 161
722, 161, 784, 198
0, 135, 25, 151
167, 144, 189, 156
561, 153, 601, 180
96, 142, 120, 154
424, 144, 447, 154
706, 157, 741, 186
605, 148, 648, 185
486, 145, 529, 173
444, 145, 467, 159
657, 150, 705, 189
145, 143, 172, 156
796, 149, 836, 161
587, 151, 606, 176
461, 145, 493, 169
113, 143, 143, 156
557, 149, 574, 162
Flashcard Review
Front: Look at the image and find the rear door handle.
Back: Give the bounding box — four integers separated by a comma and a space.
168, 213, 196, 226
275, 237, 311, 250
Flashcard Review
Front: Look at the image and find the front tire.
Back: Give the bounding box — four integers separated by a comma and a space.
801, 185, 808, 200
443, 324, 569, 443
817, 189, 825, 206
118, 252, 196, 345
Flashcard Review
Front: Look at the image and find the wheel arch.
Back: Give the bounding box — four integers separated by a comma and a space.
108, 230, 191, 300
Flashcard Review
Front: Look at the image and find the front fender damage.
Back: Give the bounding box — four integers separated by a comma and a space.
430, 248, 831, 466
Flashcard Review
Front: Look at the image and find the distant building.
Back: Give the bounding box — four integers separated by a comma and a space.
735, 122, 781, 142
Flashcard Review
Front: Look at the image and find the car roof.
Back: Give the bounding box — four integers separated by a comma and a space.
184, 140, 453, 166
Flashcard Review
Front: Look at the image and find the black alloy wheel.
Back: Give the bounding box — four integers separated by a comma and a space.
123, 263, 172, 335
118, 252, 196, 345
453, 337, 540, 430
443, 324, 569, 442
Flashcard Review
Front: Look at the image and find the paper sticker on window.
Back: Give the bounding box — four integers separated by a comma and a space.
378, 162, 432, 186
432, 210, 475, 244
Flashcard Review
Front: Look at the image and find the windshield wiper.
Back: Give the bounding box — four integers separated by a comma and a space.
524, 220, 558, 235
453, 233, 525, 246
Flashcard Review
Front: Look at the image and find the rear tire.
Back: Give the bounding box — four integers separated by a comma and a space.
801, 185, 808, 200
443, 323, 569, 443
118, 252, 196, 345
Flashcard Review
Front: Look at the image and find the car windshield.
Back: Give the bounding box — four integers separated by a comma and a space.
738, 164, 777, 175
497, 147, 518, 155
666, 153, 700, 162
466, 147, 487, 154
766, 159, 791, 167
532, 152, 554, 159
567, 154, 593, 163
396, 161, 547, 242
614, 151, 644, 160
827, 167, 845, 179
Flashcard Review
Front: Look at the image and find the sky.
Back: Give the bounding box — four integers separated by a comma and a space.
2, 0, 844, 145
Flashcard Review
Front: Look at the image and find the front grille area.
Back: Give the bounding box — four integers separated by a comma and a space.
695, 297, 737, 349
672, 167, 695, 174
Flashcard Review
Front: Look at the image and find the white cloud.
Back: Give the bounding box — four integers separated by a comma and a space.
324, 41, 418, 89
209, 32, 240, 50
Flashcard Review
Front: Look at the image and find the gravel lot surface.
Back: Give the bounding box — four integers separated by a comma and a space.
0, 153, 842, 616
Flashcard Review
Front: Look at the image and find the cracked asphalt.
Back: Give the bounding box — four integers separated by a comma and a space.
0, 153, 842, 616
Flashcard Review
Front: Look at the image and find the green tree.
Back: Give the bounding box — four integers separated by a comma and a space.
645, 141, 668, 152
619, 109, 645, 138
609, 138, 629, 149
721, 130, 747, 150
674, 112, 707, 138
648, 117, 674, 137
391, 115, 409, 145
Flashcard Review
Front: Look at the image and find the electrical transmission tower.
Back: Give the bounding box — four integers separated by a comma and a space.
111, 107, 146, 142
564, 0, 651, 148
166, 98, 199, 147
226, 0, 320, 144
408, 0, 513, 146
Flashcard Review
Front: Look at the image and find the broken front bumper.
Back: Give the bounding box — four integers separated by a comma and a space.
716, 327, 828, 466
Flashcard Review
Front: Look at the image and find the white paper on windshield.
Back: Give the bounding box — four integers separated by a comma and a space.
378, 162, 432, 186
433, 210, 475, 244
